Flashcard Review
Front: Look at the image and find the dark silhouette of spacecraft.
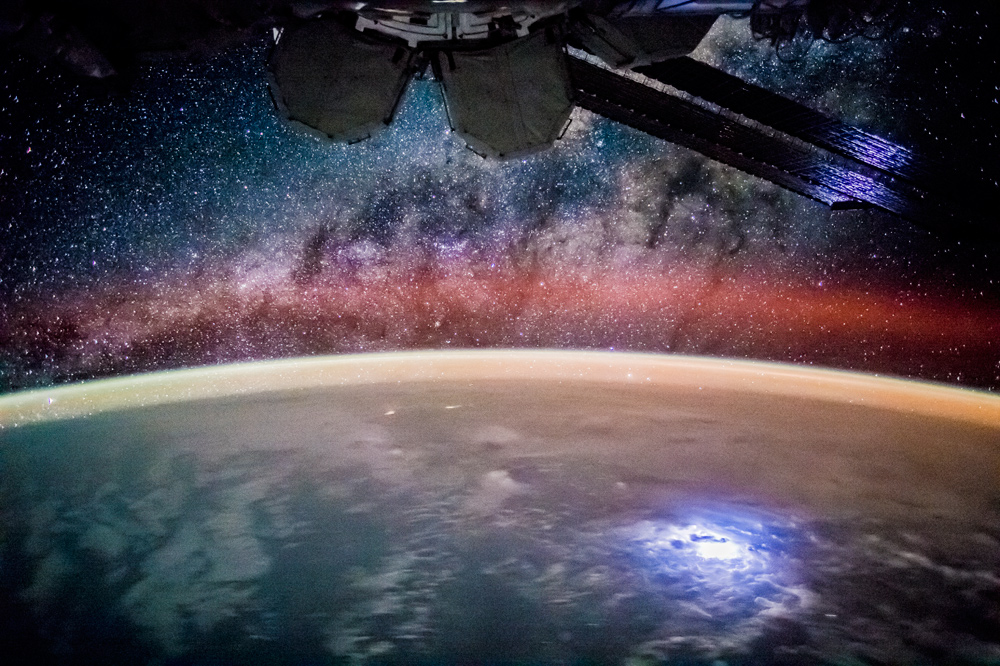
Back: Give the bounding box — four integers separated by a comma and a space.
2, 1, 994, 241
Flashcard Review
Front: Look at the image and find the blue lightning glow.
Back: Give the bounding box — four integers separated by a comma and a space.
620, 508, 810, 624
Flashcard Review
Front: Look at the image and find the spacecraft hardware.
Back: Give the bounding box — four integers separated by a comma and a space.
2, 1, 993, 240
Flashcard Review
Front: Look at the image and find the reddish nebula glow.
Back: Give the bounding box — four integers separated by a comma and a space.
4, 258, 997, 391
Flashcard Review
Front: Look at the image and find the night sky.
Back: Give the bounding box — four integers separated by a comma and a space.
1, 7, 997, 394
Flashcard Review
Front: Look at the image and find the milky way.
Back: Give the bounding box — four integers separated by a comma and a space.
1, 14, 997, 393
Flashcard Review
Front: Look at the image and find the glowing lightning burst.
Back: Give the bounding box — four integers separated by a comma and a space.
687, 528, 745, 561
631, 519, 773, 574
621, 510, 810, 625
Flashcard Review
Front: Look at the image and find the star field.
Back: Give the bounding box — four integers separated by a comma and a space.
1, 13, 997, 393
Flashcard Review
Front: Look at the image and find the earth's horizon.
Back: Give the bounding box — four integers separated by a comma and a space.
3, 350, 998, 429
2, 351, 998, 664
